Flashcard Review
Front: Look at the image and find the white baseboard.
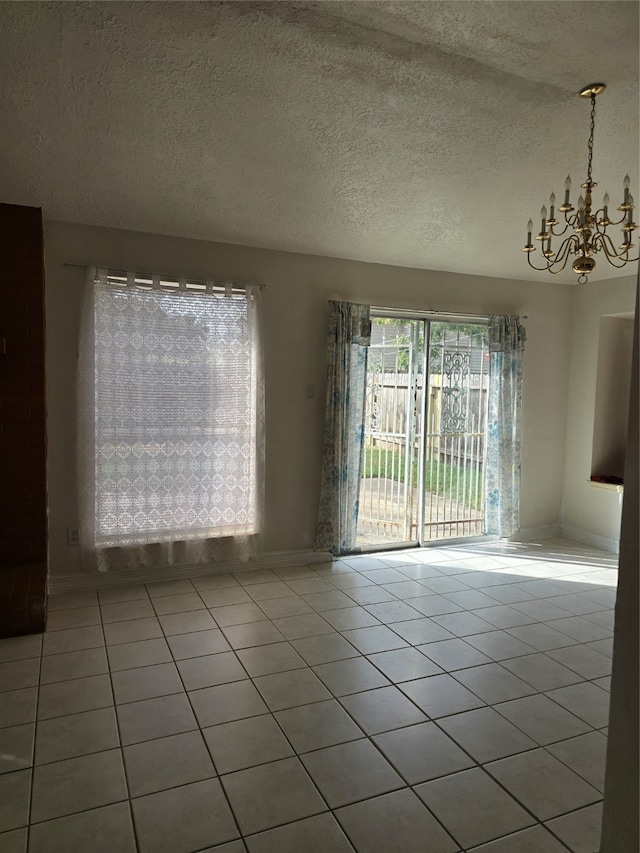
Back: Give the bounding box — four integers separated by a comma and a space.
507, 525, 562, 542
47, 549, 333, 594
561, 524, 620, 554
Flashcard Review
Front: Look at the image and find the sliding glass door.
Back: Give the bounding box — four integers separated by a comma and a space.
356, 314, 489, 549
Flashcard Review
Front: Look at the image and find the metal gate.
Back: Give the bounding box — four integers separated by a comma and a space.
357, 316, 489, 548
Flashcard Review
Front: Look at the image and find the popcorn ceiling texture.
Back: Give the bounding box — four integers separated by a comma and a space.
1, 1, 638, 281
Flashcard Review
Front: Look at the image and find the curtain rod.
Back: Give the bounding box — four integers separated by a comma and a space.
370, 306, 528, 320
62, 263, 265, 290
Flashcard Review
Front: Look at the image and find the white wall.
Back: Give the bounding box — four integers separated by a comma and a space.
44, 220, 574, 577
562, 274, 637, 550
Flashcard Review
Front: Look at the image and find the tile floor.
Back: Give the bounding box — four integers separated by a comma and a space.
0, 537, 617, 852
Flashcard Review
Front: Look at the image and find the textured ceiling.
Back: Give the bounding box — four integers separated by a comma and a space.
1, 1, 638, 282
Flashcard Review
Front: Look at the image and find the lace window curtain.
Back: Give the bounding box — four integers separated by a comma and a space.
78, 267, 265, 572
315, 301, 371, 555
484, 314, 526, 537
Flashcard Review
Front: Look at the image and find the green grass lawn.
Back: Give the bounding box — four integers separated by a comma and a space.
362, 444, 483, 511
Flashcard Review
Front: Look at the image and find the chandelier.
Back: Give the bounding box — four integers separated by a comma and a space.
523, 83, 638, 284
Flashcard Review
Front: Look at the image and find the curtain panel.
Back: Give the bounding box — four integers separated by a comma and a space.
315, 301, 371, 555
484, 314, 527, 538
77, 267, 265, 572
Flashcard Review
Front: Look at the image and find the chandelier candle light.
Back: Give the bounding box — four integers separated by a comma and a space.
523, 83, 638, 284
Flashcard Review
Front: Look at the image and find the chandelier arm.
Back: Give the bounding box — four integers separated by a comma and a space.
549, 222, 571, 238
603, 211, 628, 228
528, 237, 576, 274
597, 233, 640, 266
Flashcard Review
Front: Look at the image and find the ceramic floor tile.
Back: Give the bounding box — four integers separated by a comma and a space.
234, 569, 281, 586
40, 646, 108, 684
313, 656, 391, 696
547, 616, 612, 643
286, 577, 336, 595
167, 628, 232, 658
236, 642, 306, 677
152, 592, 207, 616
453, 662, 536, 703
586, 637, 614, 657
405, 595, 464, 618
341, 625, 409, 654
133, 778, 239, 853
191, 573, 240, 591
367, 647, 442, 682
485, 748, 601, 820
290, 632, 359, 665
0, 634, 42, 663
222, 756, 326, 835
339, 685, 427, 735
474, 584, 535, 604
275, 698, 363, 752
0, 658, 40, 692
35, 707, 119, 765
493, 694, 592, 746
203, 713, 294, 773
501, 653, 584, 691
0, 769, 31, 833
471, 605, 536, 629
546, 731, 608, 791
387, 618, 455, 645
112, 662, 183, 703
274, 565, 324, 581
0, 688, 37, 728
253, 667, 332, 711
107, 637, 173, 671
545, 644, 612, 679
0, 723, 34, 774
419, 576, 471, 594
31, 749, 127, 823
400, 673, 484, 718
415, 766, 534, 849
301, 738, 403, 808
380, 580, 434, 599
583, 609, 615, 630
470, 825, 569, 852
123, 730, 216, 796
362, 601, 424, 624
464, 630, 537, 661
189, 680, 268, 728
360, 568, 411, 585
159, 610, 218, 635
506, 623, 578, 651
103, 617, 162, 646
374, 721, 474, 784
545, 682, 611, 728
42, 625, 102, 657
199, 587, 253, 608
210, 603, 269, 628
545, 802, 603, 853
271, 613, 334, 640
245, 581, 299, 601
98, 584, 149, 604
117, 692, 197, 745
176, 652, 247, 690
28, 802, 136, 853
221, 621, 285, 650
444, 589, 504, 610
431, 611, 497, 636
255, 596, 313, 620
345, 586, 398, 605
546, 593, 607, 616
437, 706, 536, 762
146, 578, 196, 597
418, 638, 492, 671
37, 674, 113, 720
46, 606, 102, 632
321, 607, 381, 631
302, 591, 357, 612
48, 591, 98, 611
335, 788, 458, 853
328, 572, 378, 590
100, 599, 156, 623
246, 812, 354, 853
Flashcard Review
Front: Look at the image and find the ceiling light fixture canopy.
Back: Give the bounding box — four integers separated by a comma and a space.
523, 83, 638, 284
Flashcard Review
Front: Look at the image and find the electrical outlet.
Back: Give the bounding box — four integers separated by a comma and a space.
67, 527, 81, 546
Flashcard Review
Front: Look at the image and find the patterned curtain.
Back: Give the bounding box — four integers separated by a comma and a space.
484, 315, 527, 537
315, 301, 371, 555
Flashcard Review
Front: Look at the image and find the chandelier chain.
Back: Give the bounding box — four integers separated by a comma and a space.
587, 92, 596, 184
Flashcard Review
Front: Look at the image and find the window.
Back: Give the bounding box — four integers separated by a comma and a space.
79, 269, 262, 552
